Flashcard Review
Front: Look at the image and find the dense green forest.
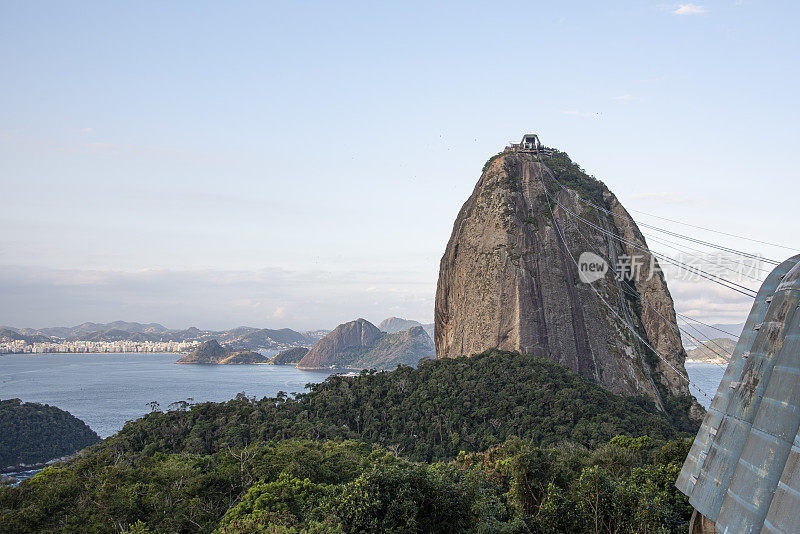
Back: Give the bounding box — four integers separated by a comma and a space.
0, 398, 100, 468
0, 351, 698, 532
538, 149, 609, 207
108, 351, 697, 463
0, 436, 693, 533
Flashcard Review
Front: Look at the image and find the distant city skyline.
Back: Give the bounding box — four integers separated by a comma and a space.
1, 1, 798, 330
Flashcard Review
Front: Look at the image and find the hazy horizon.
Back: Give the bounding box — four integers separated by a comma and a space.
1, 314, 434, 333
2, 1, 798, 330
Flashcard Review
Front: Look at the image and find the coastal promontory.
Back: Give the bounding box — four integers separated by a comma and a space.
175, 339, 270, 364
0, 398, 100, 470
267, 347, 309, 365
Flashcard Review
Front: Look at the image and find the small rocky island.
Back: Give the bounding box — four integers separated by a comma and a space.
175, 339, 271, 364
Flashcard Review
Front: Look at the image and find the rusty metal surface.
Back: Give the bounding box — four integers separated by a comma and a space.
757, 263, 800, 534
762, 433, 800, 534
715, 280, 800, 533
676, 255, 800, 510
689, 278, 798, 521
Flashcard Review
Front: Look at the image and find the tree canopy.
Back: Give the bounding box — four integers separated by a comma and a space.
108, 350, 695, 462
0, 350, 700, 532
0, 398, 100, 468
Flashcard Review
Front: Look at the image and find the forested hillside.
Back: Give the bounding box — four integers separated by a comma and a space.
0, 399, 100, 468
267, 347, 309, 365
0, 436, 694, 533
108, 351, 696, 462
0, 351, 699, 532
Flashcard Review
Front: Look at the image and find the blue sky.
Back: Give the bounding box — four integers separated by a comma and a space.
1, 1, 797, 330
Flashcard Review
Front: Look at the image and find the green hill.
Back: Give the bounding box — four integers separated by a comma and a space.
175, 339, 271, 364
0, 399, 100, 468
267, 347, 309, 365
0, 351, 698, 533
93, 350, 692, 461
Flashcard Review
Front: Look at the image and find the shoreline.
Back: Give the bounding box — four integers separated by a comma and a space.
1, 454, 73, 475
2, 351, 192, 356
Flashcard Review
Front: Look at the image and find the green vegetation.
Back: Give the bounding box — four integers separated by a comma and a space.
97, 351, 693, 463
0, 436, 693, 533
268, 347, 310, 365
176, 339, 272, 364
500, 158, 522, 191
0, 399, 100, 468
539, 150, 609, 207
0, 351, 698, 532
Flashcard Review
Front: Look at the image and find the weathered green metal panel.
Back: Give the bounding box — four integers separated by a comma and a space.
677, 255, 800, 518
715, 263, 800, 532
762, 433, 800, 533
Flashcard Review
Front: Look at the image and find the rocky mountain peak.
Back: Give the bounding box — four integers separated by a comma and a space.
378, 317, 423, 333
296, 318, 434, 370
435, 146, 700, 418
296, 319, 383, 369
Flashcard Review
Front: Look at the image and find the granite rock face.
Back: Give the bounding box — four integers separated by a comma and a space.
296, 319, 383, 369
435, 148, 699, 415
363, 325, 435, 369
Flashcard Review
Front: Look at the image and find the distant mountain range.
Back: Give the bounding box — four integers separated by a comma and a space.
0, 321, 326, 351
0, 328, 53, 344
678, 322, 744, 350
297, 318, 435, 370
15, 321, 170, 339
377, 317, 434, 340
167, 315, 436, 369
686, 337, 736, 363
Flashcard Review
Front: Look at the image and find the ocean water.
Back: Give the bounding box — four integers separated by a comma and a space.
0, 352, 336, 438
685, 361, 727, 409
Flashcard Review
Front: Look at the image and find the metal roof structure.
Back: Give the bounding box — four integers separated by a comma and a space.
506, 134, 543, 152
677, 254, 800, 533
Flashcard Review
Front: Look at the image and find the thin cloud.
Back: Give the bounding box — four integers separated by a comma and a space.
613, 94, 636, 101
563, 110, 602, 118
666, 273, 758, 324
0, 265, 435, 331
673, 4, 706, 15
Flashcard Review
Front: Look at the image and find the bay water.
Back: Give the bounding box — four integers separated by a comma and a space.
0, 352, 336, 438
